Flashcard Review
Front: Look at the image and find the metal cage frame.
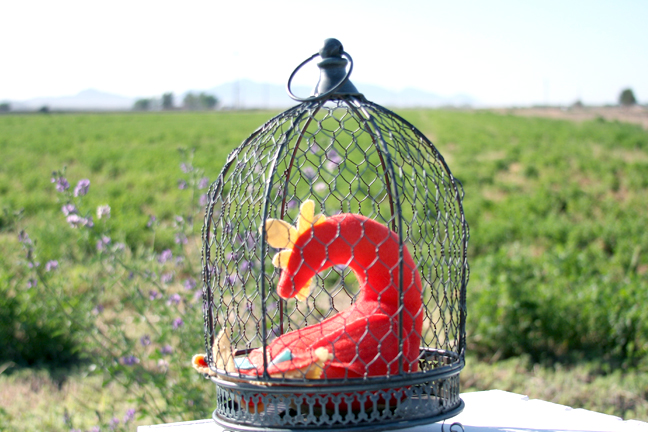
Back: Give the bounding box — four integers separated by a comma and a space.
199, 39, 469, 431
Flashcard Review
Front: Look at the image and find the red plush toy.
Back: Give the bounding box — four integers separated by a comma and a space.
193, 200, 423, 382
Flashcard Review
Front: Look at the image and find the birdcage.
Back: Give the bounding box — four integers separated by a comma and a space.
194, 38, 469, 431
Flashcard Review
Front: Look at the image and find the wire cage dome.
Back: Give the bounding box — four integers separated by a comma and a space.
193, 38, 469, 431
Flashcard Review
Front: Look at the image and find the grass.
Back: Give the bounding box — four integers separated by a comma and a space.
1, 109, 647, 429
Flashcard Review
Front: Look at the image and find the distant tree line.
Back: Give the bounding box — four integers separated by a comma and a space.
132, 92, 219, 111
619, 88, 637, 107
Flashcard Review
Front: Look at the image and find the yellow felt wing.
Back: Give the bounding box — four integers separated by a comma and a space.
264, 219, 298, 248
313, 214, 325, 226
297, 200, 326, 235
294, 277, 315, 301
272, 250, 292, 269
297, 200, 315, 235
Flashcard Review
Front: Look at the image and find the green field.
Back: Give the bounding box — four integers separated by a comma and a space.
1, 110, 647, 430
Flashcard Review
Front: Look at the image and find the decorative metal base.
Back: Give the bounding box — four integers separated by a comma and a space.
213, 401, 463, 432
211, 350, 463, 431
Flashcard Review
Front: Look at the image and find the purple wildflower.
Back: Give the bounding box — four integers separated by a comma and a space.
66, 214, 85, 228
123, 408, 136, 424
326, 149, 343, 170
27, 278, 37, 288
73, 179, 90, 197
240, 260, 253, 272
96, 235, 111, 251
89, 427, 100, 432
121, 356, 139, 366
172, 318, 184, 329
18, 230, 32, 245
147, 215, 157, 228
303, 167, 316, 180
193, 290, 203, 301
149, 290, 161, 300
92, 304, 104, 315
198, 176, 209, 189
61, 204, 77, 216
226, 252, 239, 261
287, 200, 297, 210
109, 417, 120, 430
178, 179, 188, 190
45, 260, 59, 272
199, 193, 209, 206
67, 215, 93, 228
245, 233, 256, 249
175, 233, 188, 245
158, 249, 173, 263
28, 261, 40, 268
180, 162, 192, 173
96, 204, 111, 219
161, 272, 174, 284
52, 176, 70, 192
161, 345, 173, 355
183, 278, 197, 290
224, 274, 238, 287
314, 182, 327, 193
158, 359, 170, 370
175, 256, 184, 266
140, 335, 151, 346
167, 293, 181, 305
114, 242, 126, 252
309, 142, 320, 154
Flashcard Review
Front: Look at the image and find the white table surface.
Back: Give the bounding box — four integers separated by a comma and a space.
138, 390, 648, 432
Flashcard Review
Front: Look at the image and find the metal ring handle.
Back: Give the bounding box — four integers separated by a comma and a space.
286, 51, 354, 102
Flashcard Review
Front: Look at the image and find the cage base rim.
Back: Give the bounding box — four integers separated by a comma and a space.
212, 398, 464, 432
207, 348, 463, 390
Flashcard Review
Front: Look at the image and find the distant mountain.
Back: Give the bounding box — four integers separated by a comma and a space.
206, 80, 476, 109
203, 80, 309, 109
7, 82, 476, 112
359, 84, 475, 108
11, 89, 135, 111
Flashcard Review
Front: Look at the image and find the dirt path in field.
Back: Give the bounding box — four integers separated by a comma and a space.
491, 106, 648, 129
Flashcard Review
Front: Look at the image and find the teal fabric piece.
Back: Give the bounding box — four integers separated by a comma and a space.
235, 357, 255, 370
269, 349, 293, 366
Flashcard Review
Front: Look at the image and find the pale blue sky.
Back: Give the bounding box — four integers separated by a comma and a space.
1, 0, 646, 106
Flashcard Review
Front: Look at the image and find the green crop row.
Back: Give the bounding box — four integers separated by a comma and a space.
0, 109, 647, 428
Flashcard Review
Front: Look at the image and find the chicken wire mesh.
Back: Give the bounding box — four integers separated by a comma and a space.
196, 39, 469, 431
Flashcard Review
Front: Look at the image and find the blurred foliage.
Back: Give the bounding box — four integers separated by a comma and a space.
405, 110, 648, 366
0, 110, 647, 427
133, 98, 152, 111
162, 93, 174, 110
183, 92, 218, 110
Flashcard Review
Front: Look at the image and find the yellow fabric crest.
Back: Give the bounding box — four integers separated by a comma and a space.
263, 199, 325, 301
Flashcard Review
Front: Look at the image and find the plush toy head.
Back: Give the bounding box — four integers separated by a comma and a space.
264, 200, 422, 310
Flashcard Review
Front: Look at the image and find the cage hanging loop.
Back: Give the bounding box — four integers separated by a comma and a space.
286, 38, 359, 102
